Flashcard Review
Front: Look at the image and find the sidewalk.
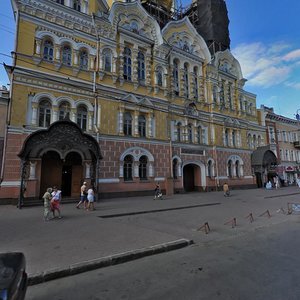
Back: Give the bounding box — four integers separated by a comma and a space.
1, 186, 300, 284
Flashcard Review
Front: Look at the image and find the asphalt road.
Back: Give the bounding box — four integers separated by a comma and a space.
26, 219, 300, 300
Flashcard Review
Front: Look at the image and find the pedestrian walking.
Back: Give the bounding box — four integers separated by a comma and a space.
87, 186, 95, 211
154, 182, 163, 200
223, 183, 230, 197
51, 186, 62, 218
43, 187, 52, 221
76, 181, 88, 209
274, 176, 280, 189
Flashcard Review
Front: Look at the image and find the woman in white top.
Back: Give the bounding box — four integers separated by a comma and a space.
87, 187, 95, 211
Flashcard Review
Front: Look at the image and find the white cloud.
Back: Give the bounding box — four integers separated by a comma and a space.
283, 49, 300, 61
285, 81, 300, 90
232, 42, 297, 88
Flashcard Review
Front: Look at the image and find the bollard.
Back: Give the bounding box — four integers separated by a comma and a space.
245, 213, 254, 223
224, 217, 237, 228
259, 210, 271, 218
197, 222, 210, 234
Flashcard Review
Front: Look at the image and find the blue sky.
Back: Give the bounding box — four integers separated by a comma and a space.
1, 0, 300, 119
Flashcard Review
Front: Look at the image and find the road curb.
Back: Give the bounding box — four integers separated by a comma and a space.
28, 238, 193, 286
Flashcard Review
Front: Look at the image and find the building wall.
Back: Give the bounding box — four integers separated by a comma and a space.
0, 0, 266, 202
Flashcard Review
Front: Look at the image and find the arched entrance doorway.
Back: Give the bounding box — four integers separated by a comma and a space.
40, 151, 83, 197
18, 118, 102, 203
183, 164, 196, 191
252, 147, 278, 188
183, 162, 206, 192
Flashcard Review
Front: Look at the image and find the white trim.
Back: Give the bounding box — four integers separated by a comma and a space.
98, 178, 120, 183
154, 177, 165, 181
244, 176, 254, 179
1, 181, 21, 187
217, 176, 228, 180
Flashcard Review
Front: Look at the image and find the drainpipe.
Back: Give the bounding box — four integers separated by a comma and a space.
92, 13, 100, 200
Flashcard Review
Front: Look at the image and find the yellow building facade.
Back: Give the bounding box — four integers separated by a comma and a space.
0, 0, 266, 203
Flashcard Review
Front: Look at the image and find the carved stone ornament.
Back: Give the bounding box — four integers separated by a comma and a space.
18, 119, 102, 161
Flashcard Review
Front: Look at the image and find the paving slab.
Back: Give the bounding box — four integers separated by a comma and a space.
1, 186, 300, 284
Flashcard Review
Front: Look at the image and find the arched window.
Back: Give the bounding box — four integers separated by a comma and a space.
193, 66, 198, 100
183, 63, 189, 98
219, 81, 225, 105
177, 122, 181, 142
228, 83, 232, 109
76, 105, 87, 131
173, 159, 178, 179
103, 49, 112, 72
137, 51, 145, 82
79, 49, 88, 70
225, 129, 229, 147
228, 160, 232, 178
213, 85, 218, 103
124, 155, 133, 181
130, 21, 139, 34
73, 0, 81, 11
188, 124, 193, 143
208, 160, 213, 178
43, 40, 54, 61
173, 59, 179, 95
124, 112, 132, 136
258, 135, 262, 146
139, 155, 147, 180
39, 99, 51, 127
197, 126, 202, 144
62, 45, 72, 66
59, 101, 71, 120
157, 67, 163, 87
235, 160, 240, 177
239, 96, 243, 111
123, 47, 132, 81
253, 135, 257, 148
247, 134, 252, 148
138, 115, 146, 137
232, 130, 236, 147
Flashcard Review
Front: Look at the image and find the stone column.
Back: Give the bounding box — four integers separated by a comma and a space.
132, 46, 138, 83
88, 113, 92, 131
119, 163, 124, 177
134, 111, 139, 136
52, 107, 58, 123
74, 49, 79, 66
119, 45, 124, 85
55, 44, 61, 61
90, 55, 95, 70
32, 104, 38, 125
148, 114, 152, 138
145, 50, 151, 87
134, 161, 139, 178
35, 38, 42, 55
71, 108, 76, 123
118, 109, 124, 135
148, 163, 154, 177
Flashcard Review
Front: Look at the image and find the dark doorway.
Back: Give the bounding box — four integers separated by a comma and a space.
183, 164, 195, 191
40, 151, 62, 197
61, 165, 72, 196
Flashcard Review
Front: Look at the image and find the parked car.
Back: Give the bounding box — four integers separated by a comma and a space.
0, 252, 27, 300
